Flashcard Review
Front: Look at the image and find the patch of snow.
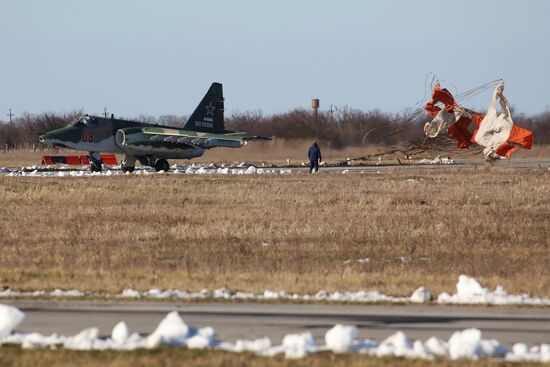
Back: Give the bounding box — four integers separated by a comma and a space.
457, 275, 487, 297
64, 327, 99, 350
418, 156, 455, 165
343, 258, 369, 265
412, 340, 433, 359
281, 332, 317, 359
0, 304, 25, 339
325, 324, 357, 353
20, 332, 66, 349
410, 287, 431, 303
506, 343, 550, 363
437, 275, 550, 305
187, 327, 215, 349
1, 304, 549, 362
50, 289, 84, 297
354, 338, 378, 353
120, 289, 141, 298
1, 276, 549, 308
424, 336, 448, 357
220, 337, 272, 353
212, 288, 231, 299
146, 311, 190, 348
376, 331, 413, 358
448, 328, 506, 360
1, 164, 300, 177
111, 322, 130, 344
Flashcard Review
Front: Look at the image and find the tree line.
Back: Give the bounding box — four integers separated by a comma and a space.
1, 107, 549, 150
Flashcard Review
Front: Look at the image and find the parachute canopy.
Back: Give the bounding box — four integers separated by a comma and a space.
424, 81, 533, 160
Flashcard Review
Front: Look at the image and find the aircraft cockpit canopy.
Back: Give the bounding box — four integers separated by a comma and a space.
69, 115, 98, 128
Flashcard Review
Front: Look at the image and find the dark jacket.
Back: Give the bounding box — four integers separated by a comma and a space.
308, 143, 322, 162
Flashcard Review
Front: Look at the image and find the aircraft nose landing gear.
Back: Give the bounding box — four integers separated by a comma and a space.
89, 152, 103, 172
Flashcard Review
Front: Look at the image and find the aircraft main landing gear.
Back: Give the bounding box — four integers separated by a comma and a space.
121, 155, 136, 173
121, 165, 135, 173
154, 159, 170, 172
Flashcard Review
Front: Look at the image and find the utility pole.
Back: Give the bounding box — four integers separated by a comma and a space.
103, 107, 108, 118
7, 109, 14, 123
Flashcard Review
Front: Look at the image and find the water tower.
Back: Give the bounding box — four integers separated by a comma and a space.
311, 99, 319, 118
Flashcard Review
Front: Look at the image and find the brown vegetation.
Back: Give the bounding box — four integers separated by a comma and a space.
1, 108, 550, 152
0, 345, 541, 367
0, 169, 549, 297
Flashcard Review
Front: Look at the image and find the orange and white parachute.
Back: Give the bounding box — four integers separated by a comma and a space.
424, 81, 533, 160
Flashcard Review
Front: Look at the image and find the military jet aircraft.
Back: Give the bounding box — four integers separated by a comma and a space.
39, 83, 269, 172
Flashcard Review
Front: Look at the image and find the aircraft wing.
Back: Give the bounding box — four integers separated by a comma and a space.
223, 132, 271, 141
116, 126, 270, 152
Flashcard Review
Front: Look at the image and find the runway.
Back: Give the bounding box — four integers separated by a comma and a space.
5, 300, 550, 347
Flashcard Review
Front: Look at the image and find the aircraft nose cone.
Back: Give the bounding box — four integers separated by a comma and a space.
39, 134, 51, 143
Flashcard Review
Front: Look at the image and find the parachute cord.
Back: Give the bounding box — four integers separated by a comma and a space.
338, 137, 483, 165
454, 79, 503, 105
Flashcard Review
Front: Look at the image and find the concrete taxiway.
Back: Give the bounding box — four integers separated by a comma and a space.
5, 300, 550, 346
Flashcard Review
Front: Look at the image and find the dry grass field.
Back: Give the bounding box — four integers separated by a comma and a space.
0, 166, 549, 297
0, 346, 543, 367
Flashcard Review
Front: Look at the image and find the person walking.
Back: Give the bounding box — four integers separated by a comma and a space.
308, 141, 322, 173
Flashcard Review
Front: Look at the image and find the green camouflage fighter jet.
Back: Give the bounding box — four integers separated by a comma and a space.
39, 83, 270, 172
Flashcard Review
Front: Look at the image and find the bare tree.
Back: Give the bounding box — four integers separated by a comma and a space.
1, 108, 549, 150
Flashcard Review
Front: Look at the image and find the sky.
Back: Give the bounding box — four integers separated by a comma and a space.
1, 0, 550, 119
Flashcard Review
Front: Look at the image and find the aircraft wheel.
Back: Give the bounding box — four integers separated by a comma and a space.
155, 159, 170, 172
90, 163, 102, 172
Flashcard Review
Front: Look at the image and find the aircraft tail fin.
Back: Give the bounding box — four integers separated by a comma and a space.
184, 82, 225, 133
